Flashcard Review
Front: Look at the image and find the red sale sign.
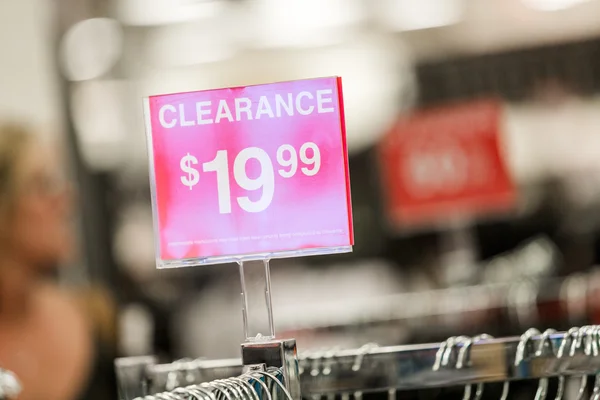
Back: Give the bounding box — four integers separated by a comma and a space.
145, 77, 353, 267
379, 100, 515, 226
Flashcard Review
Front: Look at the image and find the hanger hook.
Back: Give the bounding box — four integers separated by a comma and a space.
172, 386, 206, 400
534, 329, 557, 400
513, 328, 541, 400
156, 391, 181, 400
204, 381, 234, 400
432, 335, 471, 400
247, 370, 293, 400
573, 326, 595, 400
515, 328, 541, 368
433, 336, 454, 371
589, 326, 600, 400
192, 384, 218, 400
457, 334, 493, 400
457, 336, 475, 400
352, 343, 379, 372
231, 378, 260, 400
242, 373, 273, 400
309, 350, 325, 378
350, 343, 378, 400
447, 336, 470, 368
231, 377, 258, 400
215, 378, 249, 400
322, 347, 340, 376
553, 327, 579, 400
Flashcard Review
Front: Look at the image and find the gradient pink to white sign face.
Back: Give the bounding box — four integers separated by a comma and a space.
145, 77, 354, 267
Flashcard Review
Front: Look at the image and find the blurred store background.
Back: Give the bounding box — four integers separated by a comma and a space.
3, 0, 600, 398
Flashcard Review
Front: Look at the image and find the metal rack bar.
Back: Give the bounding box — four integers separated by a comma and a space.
121, 330, 600, 398
301, 332, 600, 394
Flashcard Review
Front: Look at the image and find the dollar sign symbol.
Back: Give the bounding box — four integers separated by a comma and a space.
180, 153, 200, 190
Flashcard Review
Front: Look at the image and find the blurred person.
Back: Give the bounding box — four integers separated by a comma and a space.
0, 123, 93, 400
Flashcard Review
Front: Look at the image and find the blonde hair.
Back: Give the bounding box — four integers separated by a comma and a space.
0, 123, 33, 220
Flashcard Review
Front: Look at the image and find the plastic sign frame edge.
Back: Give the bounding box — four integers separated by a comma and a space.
143, 78, 354, 269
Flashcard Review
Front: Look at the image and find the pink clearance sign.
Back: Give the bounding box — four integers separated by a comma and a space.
145, 77, 354, 268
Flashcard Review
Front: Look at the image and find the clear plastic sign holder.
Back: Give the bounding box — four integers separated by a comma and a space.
142, 77, 353, 400
238, 259, 302, 400
238, 259, 276, 341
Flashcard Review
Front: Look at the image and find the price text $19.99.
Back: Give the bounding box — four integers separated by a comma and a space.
180, 142, 321, 214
